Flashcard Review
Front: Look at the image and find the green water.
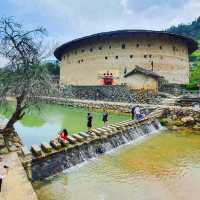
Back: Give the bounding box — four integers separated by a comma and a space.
34, 129, 200, 200
0, 103, 130, 147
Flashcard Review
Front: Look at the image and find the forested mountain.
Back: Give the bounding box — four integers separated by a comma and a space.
167, 16, 200, 62
167, 17, 200, 40
167, 17, 200, 89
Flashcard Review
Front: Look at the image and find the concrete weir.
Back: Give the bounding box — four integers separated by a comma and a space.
20, 117, 162, 181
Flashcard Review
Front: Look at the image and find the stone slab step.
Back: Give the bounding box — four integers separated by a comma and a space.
100, 127, 113, 133
97, 128, 110, 135
59, 139, 69, 147
114, 123, 124, 127
92, 129, 106, 136
128, 121, 137, 125
117, 120, 130, 124
67, 136, 77, 144
118, 122, 129, 127
107, 126, 117, 131
21, 146, 32, 157
87, 131, 97, 138
109, 124, 122, 129
31, 144, 42, 156
115, 123, 127, 130
120, 121, 132, 127
79, 132, 90, 139
50, 140, 62, 150
119, 120, 132, 125
41, 142, 52, 153
73, 134, 85, 142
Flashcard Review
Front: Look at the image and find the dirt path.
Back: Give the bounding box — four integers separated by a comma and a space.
0, 152, 38, 200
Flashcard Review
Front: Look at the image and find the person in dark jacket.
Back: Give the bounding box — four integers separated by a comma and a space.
102, 111, 108, 126
87, 113, 93, 131
131, 106, 136, 120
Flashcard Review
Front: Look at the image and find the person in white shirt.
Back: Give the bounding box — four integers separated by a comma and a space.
134, 106, 140, 120
134, 106, 145, 120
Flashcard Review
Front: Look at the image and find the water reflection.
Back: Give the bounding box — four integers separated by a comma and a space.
0, 103, 130, 147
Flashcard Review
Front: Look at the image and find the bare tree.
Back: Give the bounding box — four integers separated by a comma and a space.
0, 17, 54, 147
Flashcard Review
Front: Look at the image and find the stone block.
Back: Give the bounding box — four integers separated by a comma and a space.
120, 123, 129, 127
100, 129, 110, 135
41, 142, 52, 153
118, 122, 127, 126
73, 134, 85, 142
107, 126, 117, 131
88, 131, 97, 138
79, 132, 90, 139
9, 145, 18, 152
13, 136, 21, 143
181, 116, 195, 124
50, 140, 62, 150
31, 144, 42, 156
0, 147, 9, 154
129, 121, 136, 126
117, 120, 130, 125
92, 129, 104, 136
121, 126, 127, 131
109, 124, 121, 129
100, 127, 113, 134
21, 146, 32, 157
0, 139, 5, 147
67, 136, 77, 144
60, 139, 69, 147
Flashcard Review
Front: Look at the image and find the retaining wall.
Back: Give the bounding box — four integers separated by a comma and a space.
63, 85, 162, 104
31, 96, 155, 115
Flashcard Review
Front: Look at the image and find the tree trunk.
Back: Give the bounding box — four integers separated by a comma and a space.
1, 92, 26, 151
6, 111, 21, 129
2, 94, 26, 136
1, 104, 25, 151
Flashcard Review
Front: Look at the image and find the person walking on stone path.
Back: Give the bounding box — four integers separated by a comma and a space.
87, 112, 93, 132
0, 157, 9, 193
102, 111, 108, 127
134, 105, 145, 120
131, 106, 136, 120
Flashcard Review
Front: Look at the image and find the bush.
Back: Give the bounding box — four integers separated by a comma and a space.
185, 64, 200, 90
185, 83, 198, 90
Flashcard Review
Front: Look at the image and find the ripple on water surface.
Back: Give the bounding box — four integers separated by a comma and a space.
34, 129, 200, 200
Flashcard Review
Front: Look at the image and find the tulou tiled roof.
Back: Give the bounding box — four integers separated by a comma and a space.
124, 66, 163, 79
54, 30, 198, 60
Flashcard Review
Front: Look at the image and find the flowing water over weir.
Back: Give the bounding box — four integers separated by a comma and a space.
21, 118, 162, 181
35, 128, 200, 200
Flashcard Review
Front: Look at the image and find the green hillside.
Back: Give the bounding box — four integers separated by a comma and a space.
167, 17, 200, 89
167, 17, 200, 40
167, 16, 200, 62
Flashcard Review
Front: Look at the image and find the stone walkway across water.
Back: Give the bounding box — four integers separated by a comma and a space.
38, 96, 200, 111
0, 152, 38, 200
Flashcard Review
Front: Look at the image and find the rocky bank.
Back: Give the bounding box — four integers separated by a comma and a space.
160, 108, 200, 131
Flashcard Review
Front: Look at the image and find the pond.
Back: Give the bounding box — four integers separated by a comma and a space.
34, 129, 200, 200
0, 103, 130, 148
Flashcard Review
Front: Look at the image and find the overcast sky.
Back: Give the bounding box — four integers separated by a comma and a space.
0, 0, 200, 66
